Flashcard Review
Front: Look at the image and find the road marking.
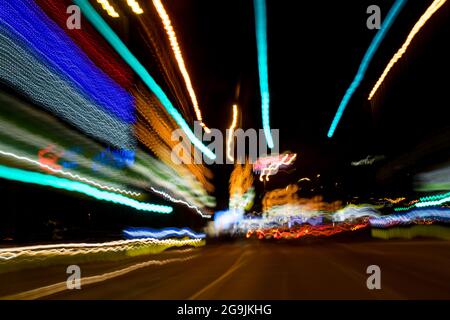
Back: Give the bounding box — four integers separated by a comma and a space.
188, 251, 249, 300
1, 254, 198, 300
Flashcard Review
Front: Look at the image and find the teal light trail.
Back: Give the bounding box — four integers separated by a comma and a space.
253, 0, 274, 149
394, 192, 450, 211
327, 0, 407, 138
0, 165, 173, 214
74, 0, 215, 160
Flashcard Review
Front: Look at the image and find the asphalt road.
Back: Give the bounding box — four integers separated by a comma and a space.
2, 239, 450, 299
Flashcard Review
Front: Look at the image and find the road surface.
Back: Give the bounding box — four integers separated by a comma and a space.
1, 239, 450, 299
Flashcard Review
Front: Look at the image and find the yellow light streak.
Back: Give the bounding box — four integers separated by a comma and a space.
0, 238, 203, 261
226, 104, 238, 162
368, 0, 447, 100
96, 0, 119, 18
152, 0, 210, 132
383, 197, 406, 204
126, 0, 144, 14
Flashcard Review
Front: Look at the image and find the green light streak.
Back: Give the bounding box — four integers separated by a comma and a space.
0, 165, 173, 213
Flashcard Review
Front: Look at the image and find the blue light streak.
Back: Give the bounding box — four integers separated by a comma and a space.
370, 208, 450, 228
0, 0, 135, 123
0, 27, 135, 149
123, 227, 206, 239
327, 0, 407, 138
253, 0, 274, 149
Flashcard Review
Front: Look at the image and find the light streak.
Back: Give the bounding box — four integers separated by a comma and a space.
74, 0, 216, 160
262, 194, 343, 215
35, 0, 134, 89
132, 150, 215, 208
383, 197, 406, 204
1, 255, 197, 300
214, 208, 244, 232
259, 153, 297, 181
0, 238, 202, 261
230, 187, 255, 211
394, 192, 450, 211
150, 187, 211, 218
372, 224, 450, 241
0, 92, 213, 210
370, 208, 450, 228
97, 0, 119, 18
0, 149, 141, 197
368, 0, 448, 100
262, 184, 299, 212
126, 0, 144, 14
394, 204, 416, 212
123, 227, 206, 239
229, 162, 254, 197
332, 205, 380, 222
351, 155, 385, 166
133, 86, 214, 193
226, 104, 238, 162
416, 195, 450, 207
229, 162, 255, 211
152, 0, 209, 132
132, 15, 194, 119
253, 155, 280, 172
0, 28, 135, 149
232, 216, 287, 232
247, 221, 369, 240
1, 0, 135, 123
327, 0, 407, 138
253, 0, 274, 148
420, 192, 450, 202
415, 165, 450, 192
253, 154, 295, 173
0, 165, 172, 213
